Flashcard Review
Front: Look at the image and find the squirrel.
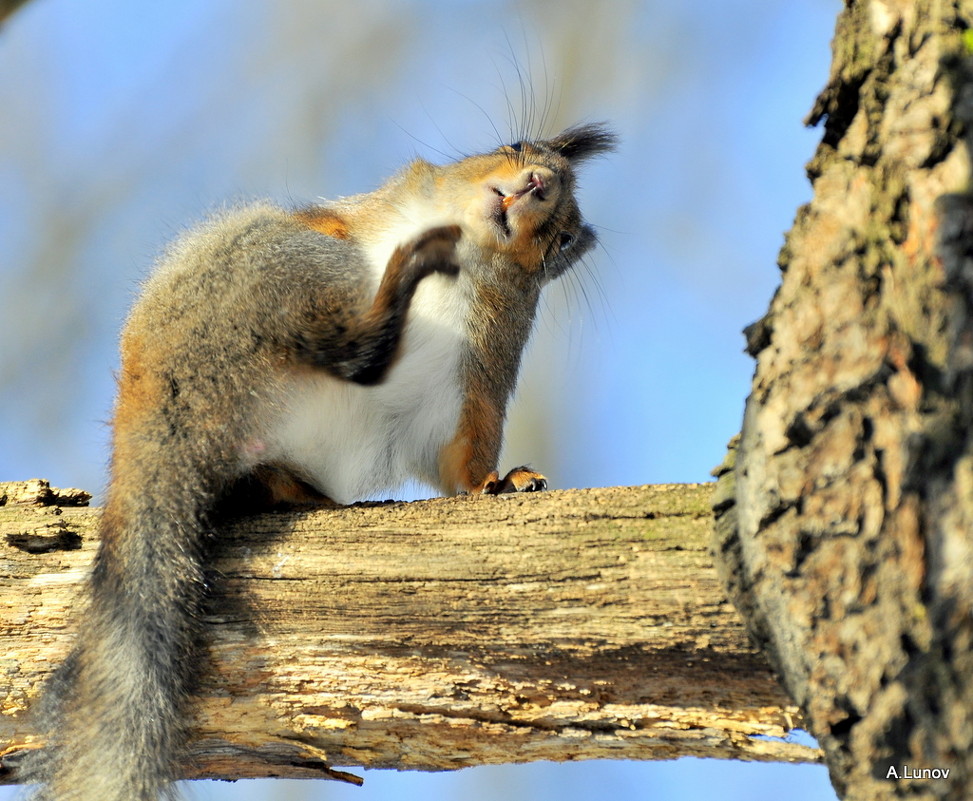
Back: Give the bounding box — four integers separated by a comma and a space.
20, 122, 616, 801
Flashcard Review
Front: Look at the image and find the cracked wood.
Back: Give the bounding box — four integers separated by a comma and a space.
0, 480, 819, 785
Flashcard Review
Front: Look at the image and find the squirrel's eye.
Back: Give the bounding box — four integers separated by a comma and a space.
558, 232, 575, 251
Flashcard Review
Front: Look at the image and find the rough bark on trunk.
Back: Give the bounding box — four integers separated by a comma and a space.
715, 3, 973, 800
1, 480, 817, 785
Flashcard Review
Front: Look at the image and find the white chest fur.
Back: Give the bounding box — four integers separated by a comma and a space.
264, 262, 470, 505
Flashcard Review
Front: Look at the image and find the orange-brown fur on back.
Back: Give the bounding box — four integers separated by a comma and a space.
294, 206, 350, 239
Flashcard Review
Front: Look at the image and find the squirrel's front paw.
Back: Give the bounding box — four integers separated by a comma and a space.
407, 225, 462, 278
482, 466, 548, 494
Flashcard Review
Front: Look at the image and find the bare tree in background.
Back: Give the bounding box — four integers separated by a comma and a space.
716, 3, 973, 799
0, 1, 28, 25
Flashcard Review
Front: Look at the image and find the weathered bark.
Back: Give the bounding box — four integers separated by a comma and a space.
0, 479, 817, 785
716, 3, 973, 800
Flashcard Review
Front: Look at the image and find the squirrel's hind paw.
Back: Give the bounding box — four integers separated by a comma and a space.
482, 466, 547, 494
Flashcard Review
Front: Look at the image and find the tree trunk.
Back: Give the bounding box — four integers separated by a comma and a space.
0, 479, 817, 786
715, 3, 973, 799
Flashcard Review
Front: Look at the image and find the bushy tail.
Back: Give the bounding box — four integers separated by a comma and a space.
22, 470, 213, 801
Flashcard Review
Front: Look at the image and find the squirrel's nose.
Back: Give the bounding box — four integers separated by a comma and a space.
523, 166, 558, 198
501, 167, 557, 209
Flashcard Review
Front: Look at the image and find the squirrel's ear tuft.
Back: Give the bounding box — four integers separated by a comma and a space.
546, 123, 618, 162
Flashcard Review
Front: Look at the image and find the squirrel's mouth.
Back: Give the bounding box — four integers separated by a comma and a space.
491, 172, 548, 238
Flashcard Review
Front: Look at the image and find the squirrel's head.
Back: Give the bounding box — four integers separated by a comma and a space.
440, 123, 617, 282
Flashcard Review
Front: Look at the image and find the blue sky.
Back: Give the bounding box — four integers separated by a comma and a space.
1, 1, 841, 799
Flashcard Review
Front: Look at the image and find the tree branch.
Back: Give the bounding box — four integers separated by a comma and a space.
0, 480, 819, 785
